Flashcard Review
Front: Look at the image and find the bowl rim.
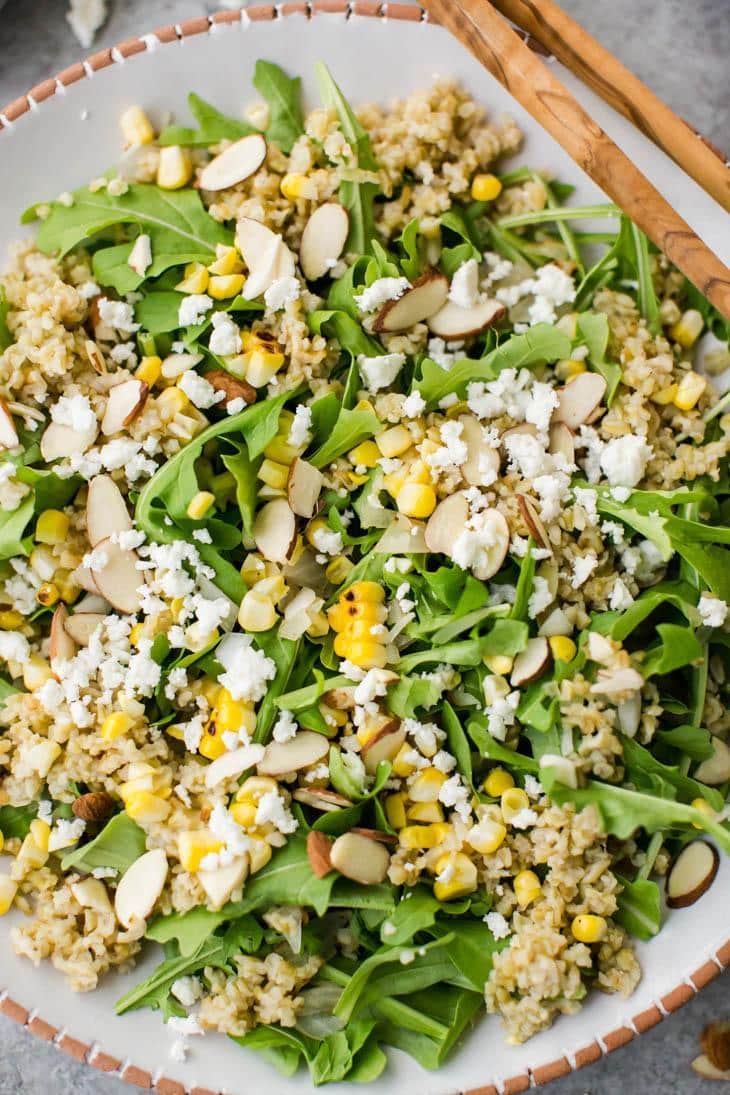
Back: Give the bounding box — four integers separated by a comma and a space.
0, 6, 728, 1094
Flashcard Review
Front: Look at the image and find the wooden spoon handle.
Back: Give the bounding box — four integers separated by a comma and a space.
421, 0, 730, 321
491, 0, 730, 213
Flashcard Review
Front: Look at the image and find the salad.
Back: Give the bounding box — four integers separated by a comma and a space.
0, 59, 729, 1083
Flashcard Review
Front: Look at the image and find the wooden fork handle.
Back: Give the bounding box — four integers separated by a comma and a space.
421, 0, 730, 321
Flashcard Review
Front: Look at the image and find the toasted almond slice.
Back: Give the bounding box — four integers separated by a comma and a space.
253, 498, 297, 564
205, 743, 266, 789
86, 474, 133, 547
70, 877, 114, 912
300, 202, 349, 281
101, 378, 148, 436
427, 297, 505, 340
692, 1054, 730, 1081
40, 420, 98, 462
84, 339, 107, 375
114, 848, 168, 928
471, 508, 510, 581
330, 831, 390, 885
322, 686, 356, 710
517, 493, 551, 552
666, 839, 719, 908
351, 827, 398, 845
538, 753, 578, 789
50, 604, 76, 664
89, 537, 142, 615
553, 372, 607, 429
257, 730, 330, 777
161, 352, 203, 380
537, 606, 572, 638
73, 593, 110, 614
694, 736, 730, 785
373, 271, 449, 333
511, 636, 551, 687
424, 491, 470, 556
376, 514, 428, 555
617, 692, 642, 737
0, 398, 19, 450
205, 369, 256, 407
64, 612, 106, 646
548, 421, 575, 466
236, 218, 296, 300
360, 718, 405, 775
590, 666, 644, 697
294, 787, 353, 812
306, 831, 334, 878
198, 856, 249, 910
287, 458, 323, 519
199, 133, 267, 191
460, 415, 500, 487
70, 564, 101, 595
702, 1021, 730, 1073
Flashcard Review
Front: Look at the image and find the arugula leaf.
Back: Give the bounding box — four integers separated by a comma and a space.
159, 92, 256, 147
379, 888, 441, 946
577, 312, 621, 404
510, 540, 535, 621
621, 736, 723, 810
0, 468, 79, 561
439, 208, 482, 277
61, 813, 147, 874
398, 218, 425, 281
386, 674, 443, 718
396, 637, 491, 674
642, 622, 703, 678
595, 580, 699, 642
630, 223, 660, 332
467, 718, 539, 772
314, 762, 392, 837
253, 60, 304, 154
0, 494, 34, 560
333, 935, 454, 1023
307, 309, 383, 364
442, 702, 473, 785
655, 724, 714, 761
0, 676, 19, 709
252, 633, 301, 744
614, 876, 661, 942
0, 284, 12, 350
0, 803, 38, 839
383, 985, 482, 1069
309, 403, 382, 469
427, 919, 505, 992
221, 440, 260, 542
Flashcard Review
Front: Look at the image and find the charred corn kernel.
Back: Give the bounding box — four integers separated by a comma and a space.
470, 173, 502, 202
0, 876, 17, 915
376, 425, 413, 459
249, 837, 273, 874
230, 800, 258, 827
396, 482, 437, 519
392, 743, 417, 778
36, 582, 60, 607
548, 635, 577, 662
136, 355, 162, 386
280, 172, 317, 200
0, 609, 23, 629
674, 371, 707, 411
407, 801, 445, 823
156, 386, 190, 421
17, 834, 48, 869
29, 819, 50, 852
238, 589, 277, 632
178, 830, 224, 872
651, 383, 679, 405
484, 654, 514, 675
501, 787, 531, 824
433, 852, 478, 901
101, 711, 134, 741
349, 441, 381, 468
514, 868, 542, 907
484, 768, 515, 797
157, 145, 193, 190
555, 358, 587, 381
258, 459, 289, 491
186, 491, 215, 520
237, 776, 278, 803
328, 601, 387, 632
209, 245, 243, 276
325, 556, 353, 585
175, 263, 209, 294
571, 914, 607, 943
556, 312, 579, 339
198, 726, 227, 761
333, 638, 387, 669
409, 768, 448, 803
691, 796, 716, 827
385, 792, 408, 829
124, 791, 171, 824
343, 581, 385, 604
466, 817, 507, 854
209, 273, 245, 300
166, 723, 185, 741
35, 509, 70, 545
400, 824, 443, 850
23, 655, 53, 692
246, 349, 285, 388
120, 104, 155, 146
670, 309, 704, 348
307, 611, 329, 638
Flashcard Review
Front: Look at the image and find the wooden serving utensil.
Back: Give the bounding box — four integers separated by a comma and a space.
491, 0, 730, 213
420, 0, 730, 322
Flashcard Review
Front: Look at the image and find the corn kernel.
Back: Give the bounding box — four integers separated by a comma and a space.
307, 611, 329, 638
240, 554, 267, 586
249, 837, 273, 873
548, 635, 577, 662
325, 556, 353, 585
0, 832, 4, 854
35, 509, 70, 545
214, 690, 254, 735
343, 581, 385, 604
178, 830, 224, 872
157, 145, 193, 190
409, 768, 447, 803
392, 743, 417, 778
555, 358, 587, 382
382, 469, 407, 499
198, 726, 227, 761
264, 434, 300, 464
230, 800, 258, 827
253, 575, 288, 605
571, 914, 608, 943
376, 425, 413, 459
349, 441, 381, 469
400, 824, 442, 850
175, 263, 209, 294
673, 371, 707, 411
483, 654, 514, 675
470, 173, 502, 202
670, 309, 704, 348
280, 173, 317, 201
397, 482, 437, 519
433, 852, 478, 901
29, 819, 50, 852
36, 582, 60, 608
650, 383, 679, 405
208, 274, 245, 300
501, 787, 531, 824
25, 740, 62, 779
120, 105, 155, 147
0, 875, 17, 916
332, 637, 387, 668
186, 491, 215, 520
514, 868, 542, 907
246, 349, 285, 388
23, 655, 53, 692
136, 355, 162, 386
385, 792, 408, 829
406, 801, 445, 823
0, 610, 23, 629
238, 589, 277, 632
484, 768, 515, 797
17, 833, 49, 870
691, 796, 717, 828
466, 817, 507, 854
236, 776, 279, 803
209, 245, 243, 276
258, 458, 289, 491
156, 386, 190, 421
124, 791, 171, 824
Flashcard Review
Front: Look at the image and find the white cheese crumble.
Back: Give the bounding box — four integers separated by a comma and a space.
310, 525, 343, 556
609, 577, 635, 611
448, 258, 482, 309
255, 789, 298, 833
272, 709, 298, 743
401, 391, 426, 418
127, 233, 152, 277
484, 911, 511, 939
178, 294, 213, 327
698, 595, 729, 628
570, 553, 599, 589
208, 312, 242, 356
178, 370, 226, 410
288, 404, 312, 449
528, 575, 553, 619
0, 630, 30, 665
354, 277, 410, 314
599, 434, 652, 488
51, 393, 97, 434
264, 276, 301, 311
426, 420, 468, 477
98, 298, 140, 333
216, 633, 276, 702
358, 352, 406, 393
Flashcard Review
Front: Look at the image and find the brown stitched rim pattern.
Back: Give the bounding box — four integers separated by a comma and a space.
0, 5, 728, 1093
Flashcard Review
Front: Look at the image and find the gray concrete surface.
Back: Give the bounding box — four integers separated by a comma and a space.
0, 1, 728, 1092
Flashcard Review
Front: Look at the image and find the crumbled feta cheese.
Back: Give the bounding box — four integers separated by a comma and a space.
226, 396, 246, 416
208, 311, 242, 356
216, 633, 276, 702
427, 337, 462, 371
264, 276, 301, 311
401, 391, 426, 419
51, 393, 97, 434
109, 342, 138, 366
698, 595, 729, 628
77, 280, 100, 300
438, 774, 471, 821
524, 774, 543, 799
272, 709, 298, 743
528, 575, 553, 619
171, 976, 203, 1009
255, 790, 298, 834
609, 577, 635, 612
485, 691, 520, 741
48, 817, 86, 852
452, 506, 506, 581
484, 911, 511, 939
354, 277, 410, 314
178, 369, 225, 410
310, 526, 343, 556
98, 298, 140, 332
599, 434, 652, 489
127, 233, 152, 277
509, 807, 538, 829
426, 420, 468, 476
570, 552, 599, 589
358, 352, 406, 393
178, 294, 213, 327
448, 258, 482, 309
288, 404, 312, 449
0, 630, 30, 664
37, 800, 53, 824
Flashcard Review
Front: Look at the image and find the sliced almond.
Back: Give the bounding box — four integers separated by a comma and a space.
360, 718, 405, 775
89, 537, 142, 615
330, 831, 390, 885
666, 839, 719, 908
590, 666, 644, 697
287, 458, 323, 519
114, 848, 168, 928
424, 491, 470, 556
236, 218, 296, 300
86, 474, 133, 547
84, 338, 107, 375
253, 498, 297, 564
701, 1021, 730, 1073
322, 686, 356, 710
293, 787, 352, 812
472, 509, 510, 581
375, 514, 428, 555
617, 692, 642, 737
72, 791, 115, 821
101, 378, 148, 436
73, 593, 110, 614
694, 736, 730, 785
537, 606, 572, 637
204, 743, 266, 789
0, 398, 19, 450
198, 856, 248, 910
70, 877, 113, 913
300, 203, 349, 281
199, 133, 267, 191
427, 297, 505, 340
692, 1053, 730, 1081
40, 420, 98, 462
70, 564, 101, 595
548, 421, 575, 466
373, 271, 449, 333
205, 369, 256, 407
306, 830, 334, 879
517, 493, 551, 552
553, 372, 607, 429
460, 415, 500, 487
351, 827, 398, 845
257, 730, 330, 777
64, 613, 106, 646
50, 604, 76, 664
511, 636, 551, 687
161, 352, 203, 380
538, 753, 578, 789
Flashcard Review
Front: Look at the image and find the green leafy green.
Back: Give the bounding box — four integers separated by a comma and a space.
0, 803, 38, 839
159, 92, 256, 147
577, 312, 621, 404
615, 876, 661, 941
61, 813, 147, 873
253, 60, 304, 154
309, 403, 382, 469
0, 284, 12, 350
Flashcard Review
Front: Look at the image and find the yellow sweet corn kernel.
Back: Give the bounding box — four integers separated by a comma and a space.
396, 482, 437, 519
35, 509, 70, 545
0, 832, 3, 853
175, 263, 210, 294
240, 553, 267, 585
36, 582, 60, 608
136, 355, 162, 386
501, 787, 531, 824
124, 791, 171, 824
178, 830, 224, 872
0, 610, 23, 629
409, 767, 447, 803
166, 723, 185, 742
249, 837, 273, 874
230, 800, 258, 827
214, 690, 254, 735
376, 425, 413, 459
17, 832, 49, 869
406, 801, 445, 824
484, 768, 515, 797
691, 797, 716, 828
670, 309, 704, 348
555, 312, 579, 339
258, 458, 289, 491
385, 792, 408, 829
651, 383, 679, 405
466, 817, 507, 854
433, 852, 478, 901
209, 274, 245, 300
0, 875, 17, 916
349, 441, 381, 469
673, 371, 707, 411
209, 245, 243, 276
483, 654, 514, 675
264, 434, 300, 464
382, 469, 407, 499
514, 868, 542, 907
392, 743, 417, 778
324, 556, 353, 586
157, 145, 193, 190
186, 491, 215, 520
343, 581, 385, 604
29, 819, 50, 852
246, 349, 285, 388
571, 914, 608, 943
236, 776, 279, 803
280, 173, 317, 200
399, 824, 443, 850
253, 575, 288, 604
23, 655, 53, 692
548, 635, 577, 662
342, 620, 388, 645
332, 636, 387, 668
120, 105, 155, 147
238, 589, 277, 632
198, 725, 227, 760
555, 358, 587, 382
470, 173, 502, 202
328, 601, 386, 633
307, 611, 330, 638
156, 386, 190, 422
